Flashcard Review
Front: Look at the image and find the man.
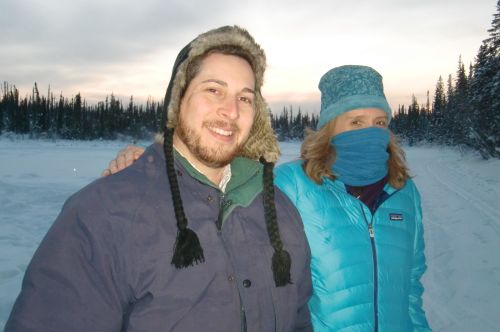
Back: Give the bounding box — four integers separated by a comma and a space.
6, 26, 312, 331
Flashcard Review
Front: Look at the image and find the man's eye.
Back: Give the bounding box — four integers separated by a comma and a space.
376, 120, 388, 127
207, 88, 219, 94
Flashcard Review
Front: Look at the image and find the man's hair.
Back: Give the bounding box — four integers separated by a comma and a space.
300, 120, 410, 188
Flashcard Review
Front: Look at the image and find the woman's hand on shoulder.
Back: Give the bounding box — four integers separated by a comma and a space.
101, 145, 145, 176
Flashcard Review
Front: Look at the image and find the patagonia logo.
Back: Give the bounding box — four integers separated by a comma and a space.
389, 213, 404, 221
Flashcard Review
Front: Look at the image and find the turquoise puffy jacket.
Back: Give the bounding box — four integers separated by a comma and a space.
275, 160, 431, 331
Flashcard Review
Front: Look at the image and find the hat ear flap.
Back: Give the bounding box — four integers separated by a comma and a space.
241, 94, 280, 163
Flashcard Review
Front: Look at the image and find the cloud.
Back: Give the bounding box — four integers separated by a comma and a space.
0, 0, 245, 99
0, 0, 231, 64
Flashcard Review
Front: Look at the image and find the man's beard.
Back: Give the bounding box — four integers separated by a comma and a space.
176, 116, 245, 168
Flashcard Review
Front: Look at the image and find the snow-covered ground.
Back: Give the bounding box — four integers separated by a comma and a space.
405, 145, 500, 332
0, 137, 499, 331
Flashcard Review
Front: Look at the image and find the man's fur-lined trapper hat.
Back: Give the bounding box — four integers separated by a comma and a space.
158, 25, 280, 163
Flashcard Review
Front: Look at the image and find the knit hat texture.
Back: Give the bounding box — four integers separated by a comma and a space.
317, 65, 392, 129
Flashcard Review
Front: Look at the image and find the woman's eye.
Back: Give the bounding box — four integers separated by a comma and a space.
239, 96, 253, 105
207, 88, 219, 94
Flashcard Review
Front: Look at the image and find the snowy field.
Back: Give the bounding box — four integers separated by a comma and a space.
0, 137, 499, 331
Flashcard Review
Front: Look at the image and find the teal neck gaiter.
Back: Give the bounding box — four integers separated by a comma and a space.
331, 126, 390, 186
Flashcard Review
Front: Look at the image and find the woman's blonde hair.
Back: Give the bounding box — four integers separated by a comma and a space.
301, 120, 410, 189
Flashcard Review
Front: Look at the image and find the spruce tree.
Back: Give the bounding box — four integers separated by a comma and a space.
431, 76, 446, 142
469, 0, 500, 158
453, 56, 470, 145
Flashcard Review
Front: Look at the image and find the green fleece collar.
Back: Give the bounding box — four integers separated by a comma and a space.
174, 151, 264, 223
173, 149, 217, 188
225, 156, 262, 194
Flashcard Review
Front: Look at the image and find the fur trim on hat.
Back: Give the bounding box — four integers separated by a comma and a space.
156, 25, 280, 163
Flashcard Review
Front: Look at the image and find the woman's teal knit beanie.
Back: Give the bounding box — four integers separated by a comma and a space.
317, 65, 392, 129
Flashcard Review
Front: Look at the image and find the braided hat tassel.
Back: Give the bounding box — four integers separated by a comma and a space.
260, 157, 292, 287
164, 129, 205, 268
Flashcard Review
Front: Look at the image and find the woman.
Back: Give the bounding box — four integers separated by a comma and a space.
274, 65, 430, 331
104, 65, 431, 331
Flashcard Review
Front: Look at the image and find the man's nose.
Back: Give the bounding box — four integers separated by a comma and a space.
217, 96, 239, 120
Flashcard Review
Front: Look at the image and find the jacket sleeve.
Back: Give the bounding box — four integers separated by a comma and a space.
293, 243, 313, 332
408, 183, 432, 331
5, 193, 130, 332
275, 164, 313, 331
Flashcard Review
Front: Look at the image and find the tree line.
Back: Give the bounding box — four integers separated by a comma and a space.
1, 1, 498, 157
0, 83, 163, 140
390, 0, 499, 158
0, 82, 316, 142
271, 106, 319, 141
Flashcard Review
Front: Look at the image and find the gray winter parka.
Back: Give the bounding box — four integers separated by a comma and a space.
5, 143, 312, 331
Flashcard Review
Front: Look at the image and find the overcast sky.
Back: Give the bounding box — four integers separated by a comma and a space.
1, 0, 497, 113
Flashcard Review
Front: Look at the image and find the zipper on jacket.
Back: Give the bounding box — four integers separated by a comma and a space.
368, 223, 374, 238
241, 303, 247, 332
355, 187, 401, 331
361, 204, 379, 332
216, 194, 231, 231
